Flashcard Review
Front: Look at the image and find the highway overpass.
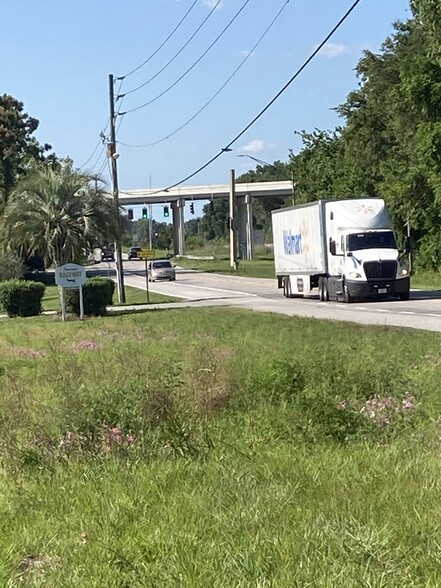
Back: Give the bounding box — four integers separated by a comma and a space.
118, 180, 294, 259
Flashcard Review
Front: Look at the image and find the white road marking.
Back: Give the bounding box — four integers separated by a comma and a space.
377, 309, 390, 313
176, 283, 258, 297
401, 311, 415, 315
355, 306, 368, 310
426, 313, 441, 318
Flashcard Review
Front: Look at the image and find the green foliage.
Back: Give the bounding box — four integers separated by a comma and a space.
0, 279, 45, 316
200, 198, 229, 240
64, 277, 115, 316
0, 161, 119, 267
0, 251, 26, 281
0, 94, 53, 209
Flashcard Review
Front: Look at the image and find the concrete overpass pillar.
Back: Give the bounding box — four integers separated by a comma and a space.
237, 194, 253, 260
172, 199, 185, 256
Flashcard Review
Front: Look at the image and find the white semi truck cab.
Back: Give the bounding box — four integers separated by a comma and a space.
272, 198, 410, 303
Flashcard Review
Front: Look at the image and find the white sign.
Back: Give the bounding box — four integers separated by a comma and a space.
55, 263, 86, 288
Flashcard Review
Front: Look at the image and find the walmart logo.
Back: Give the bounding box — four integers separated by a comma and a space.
283, 230, 303, 255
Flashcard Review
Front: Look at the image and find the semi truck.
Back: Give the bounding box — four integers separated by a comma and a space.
271, 198, 410, 303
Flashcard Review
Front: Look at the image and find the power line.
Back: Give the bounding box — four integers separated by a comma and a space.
147, 0, 363, 194
88, 143, 107, 175
79, 122, 109, 169
118, 0, 290, 149
119, 0, 252, 115
118, 0, 222, 99
117, 0, 199, 81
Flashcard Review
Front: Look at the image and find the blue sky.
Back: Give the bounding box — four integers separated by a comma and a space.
2, 0, 411, 220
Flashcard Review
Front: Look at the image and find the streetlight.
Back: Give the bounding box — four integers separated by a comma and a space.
237, 154, 273, 167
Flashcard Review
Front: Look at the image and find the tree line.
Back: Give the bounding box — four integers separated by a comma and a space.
197, 0, 441, 269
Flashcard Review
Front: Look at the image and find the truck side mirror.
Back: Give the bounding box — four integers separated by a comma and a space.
329, 239, 336, 256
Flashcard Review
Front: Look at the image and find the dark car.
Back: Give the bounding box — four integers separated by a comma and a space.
128, 246, 142, 260
101, 247, 115, 262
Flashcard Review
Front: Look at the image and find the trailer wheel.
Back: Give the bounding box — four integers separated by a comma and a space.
343, 282, 352, 304
399, 292, 410, 301
286, 278, 293, 298
323, 277, 329, 302
283, 277, 289, 298
318, 277, 325, 301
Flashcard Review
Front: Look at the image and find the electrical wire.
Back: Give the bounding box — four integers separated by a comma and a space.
79, 119, 109, 169
147, 0, 363, 195
118, 0, 199, 81
118, 0, 290, 149
119, 0, 252, 115
118, 0, 222, 99
88, 143, 107, 175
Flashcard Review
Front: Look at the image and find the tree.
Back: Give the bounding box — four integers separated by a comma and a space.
0, 94, 52, 209
0, 162, 118, 267
199, 199, 229, 241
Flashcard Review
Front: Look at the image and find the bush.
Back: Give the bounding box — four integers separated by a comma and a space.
25, 271, 55, 285
64, 277, 115, 316
0, 280, 45, 317
0, 252, 26, 281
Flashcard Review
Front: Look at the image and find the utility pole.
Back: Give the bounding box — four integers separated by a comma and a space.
149, 175, 153, 250
229, 168, 237, 270
108, 73, 126, 303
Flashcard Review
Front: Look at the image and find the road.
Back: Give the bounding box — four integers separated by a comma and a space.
103, 259, 441, 333
87, 260, 441, 331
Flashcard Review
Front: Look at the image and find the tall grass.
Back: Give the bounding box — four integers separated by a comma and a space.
0, 310, 441, 585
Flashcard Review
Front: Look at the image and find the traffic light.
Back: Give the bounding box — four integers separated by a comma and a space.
127, 208, 133, 220
142, 207, 148, 220
163, 205, 169, 218
190, 203, 195, 215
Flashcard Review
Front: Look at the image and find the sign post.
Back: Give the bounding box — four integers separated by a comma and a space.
145, 257, 150, 304
55, 263, 87, 321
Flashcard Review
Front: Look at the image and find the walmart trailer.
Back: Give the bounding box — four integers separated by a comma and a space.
271, 198, 410, 302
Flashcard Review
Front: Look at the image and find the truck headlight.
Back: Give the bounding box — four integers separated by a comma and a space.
400, 268, 409, 276
348, 272, 362, 279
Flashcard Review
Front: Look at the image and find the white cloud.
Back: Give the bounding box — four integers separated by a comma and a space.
316, 43, 349, 58
239, 49, 255, 58
202, 0, 224, 9
242, 139, 266, 154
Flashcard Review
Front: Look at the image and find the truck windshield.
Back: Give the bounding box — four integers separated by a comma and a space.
346, 231, 396, 251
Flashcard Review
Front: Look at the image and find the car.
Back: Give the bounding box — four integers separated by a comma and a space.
101, 247, 115, 262
148, 259, 176, 282
128, 246, 142, 260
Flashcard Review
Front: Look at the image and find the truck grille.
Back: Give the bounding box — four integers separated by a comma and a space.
363, 260, 397, 280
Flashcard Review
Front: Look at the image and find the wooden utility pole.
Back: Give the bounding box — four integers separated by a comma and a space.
108, 73, 126, 303
229, 169, 237, 270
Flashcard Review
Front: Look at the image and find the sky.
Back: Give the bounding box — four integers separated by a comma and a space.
2, 0, 411, 220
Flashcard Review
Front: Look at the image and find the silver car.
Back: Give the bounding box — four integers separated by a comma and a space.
148, 259, 176, 282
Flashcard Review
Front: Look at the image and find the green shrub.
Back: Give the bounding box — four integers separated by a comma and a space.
64, 277, 115, 316
25, 271, 55, 285
0, 279, 45, 317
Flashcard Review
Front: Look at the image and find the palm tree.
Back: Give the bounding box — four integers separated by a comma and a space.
0, 161, 119, 267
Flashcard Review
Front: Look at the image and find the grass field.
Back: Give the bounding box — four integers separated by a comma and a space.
1, 308, 441, 585
42, 284, 179, 312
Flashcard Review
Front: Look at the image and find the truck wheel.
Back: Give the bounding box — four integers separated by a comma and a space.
286, 278, 292, 298
399, 292, 410, 301
283, 277, 288, 298
343, 282, 352, 304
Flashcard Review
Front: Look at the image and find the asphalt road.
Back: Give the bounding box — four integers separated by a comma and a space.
96, 259, 441, 332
